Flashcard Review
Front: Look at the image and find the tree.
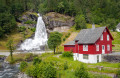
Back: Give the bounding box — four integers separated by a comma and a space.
6, 39, 15, 62
105, 18, 116, 31
75, 15, 86, 30
47, 32, 62, 54
75, 64, 89, 78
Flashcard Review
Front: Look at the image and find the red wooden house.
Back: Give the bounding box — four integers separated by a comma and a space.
64, 25, 114, 63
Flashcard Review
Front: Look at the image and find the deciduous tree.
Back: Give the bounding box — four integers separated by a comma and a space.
47, 32, 62, 54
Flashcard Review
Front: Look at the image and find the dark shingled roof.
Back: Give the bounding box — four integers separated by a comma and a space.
116, 23, 120, 29
64, 41, 75, 45
74, 26, 106, 44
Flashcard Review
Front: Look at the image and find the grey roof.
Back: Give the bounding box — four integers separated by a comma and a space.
116, 23, 120, 29
74, 27, 106, 44
64, 41, 75, 45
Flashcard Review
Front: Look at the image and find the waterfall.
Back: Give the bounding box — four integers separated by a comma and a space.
18, 14, 48, 51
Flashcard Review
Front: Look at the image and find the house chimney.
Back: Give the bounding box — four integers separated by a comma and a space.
92, 24, 95, 30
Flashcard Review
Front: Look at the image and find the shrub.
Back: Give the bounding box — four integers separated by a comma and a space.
20, 61, 28, 72
43, 64, 57, 78
64, 61, 68, 70
26, 65, 35, 77
24, 20, 36, 24
9, 60, 15, 64
75, 15, 86, 30
62, 52, 73, 57
25, 53, 34, 61
75, 64, 89, 78
18, 26, 26, 32
31, 28, 36, 32
63, 38, 66, 41
33, 57, 42, 65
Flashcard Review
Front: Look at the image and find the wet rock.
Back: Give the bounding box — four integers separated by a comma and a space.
17, 72, 32, 78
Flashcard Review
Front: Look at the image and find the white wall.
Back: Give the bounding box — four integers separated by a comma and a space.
73, 53, 102, 63
116, 28, 120, 32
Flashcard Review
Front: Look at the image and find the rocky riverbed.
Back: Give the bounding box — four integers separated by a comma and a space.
0, 56, 20, 78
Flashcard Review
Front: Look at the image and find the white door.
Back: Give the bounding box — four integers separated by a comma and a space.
102, 45, 105, 54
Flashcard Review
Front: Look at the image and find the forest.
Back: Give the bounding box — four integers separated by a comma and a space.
0, 0, 120, 37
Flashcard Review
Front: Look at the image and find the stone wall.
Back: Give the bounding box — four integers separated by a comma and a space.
102, 54, 120, 63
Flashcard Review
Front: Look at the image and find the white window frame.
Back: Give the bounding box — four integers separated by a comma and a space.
107, 45, 110, 51
83, 45, 88, 51
96, 45, 99, 51
107, 35, 109, 41
101, 34, 103, 40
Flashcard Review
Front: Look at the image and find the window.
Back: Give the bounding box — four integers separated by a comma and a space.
96, 45, 99, 51
83, 54, 88, 59
101, 34, 103, 40
83, 45, 88, 51
107, 35, 109, 41
107, 45, 110, 51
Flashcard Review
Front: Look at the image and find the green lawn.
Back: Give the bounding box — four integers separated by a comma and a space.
11, 52, 119, 78
111, 32, 120, 51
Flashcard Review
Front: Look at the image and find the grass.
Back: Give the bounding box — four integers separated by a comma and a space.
8, 52, 117, 77
111, 32, 120, 51
6, 53, 36, 63
23, 52, 115, 77
0, 27, 34, 51
40, 53, 118, 74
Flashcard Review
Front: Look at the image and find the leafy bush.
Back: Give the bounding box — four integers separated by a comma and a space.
62, 52, 73, 57
64, 61, 68, 70
31, 28, 36, 32
24, 20, 36, 24
43, 64, 57, 78
75, 15, 86, 30
25, 53, 34, 61
9, 60, 15, 64
75, 64, 89, 78
63, 38, 66, 41
20, 61, 28, 72
18, 26, 26, 32
26, 62, 56, 78
33, 57, 42, 65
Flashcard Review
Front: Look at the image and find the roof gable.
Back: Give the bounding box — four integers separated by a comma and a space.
75, 27, 106, 44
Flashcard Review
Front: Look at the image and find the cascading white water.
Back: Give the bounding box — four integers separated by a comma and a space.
18, 14, 48, 51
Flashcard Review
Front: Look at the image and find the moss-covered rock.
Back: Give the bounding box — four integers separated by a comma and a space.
18, 12, 38, 28
43, 12, 74, 32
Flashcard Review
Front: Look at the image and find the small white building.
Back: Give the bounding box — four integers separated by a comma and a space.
116, 23, 120, 32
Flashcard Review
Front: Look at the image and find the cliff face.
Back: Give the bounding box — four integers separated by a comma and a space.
43, 12, 74, 32
18, 12, 74, 32
18, 12, 38, 28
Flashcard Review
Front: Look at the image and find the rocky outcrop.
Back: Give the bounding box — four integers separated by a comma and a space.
18, 12, 38, 28
43, 12, 74, 32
